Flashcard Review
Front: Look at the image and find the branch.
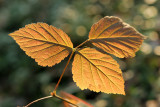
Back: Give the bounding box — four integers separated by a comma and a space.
24, 96, 53, 107
24, 93, 78, 107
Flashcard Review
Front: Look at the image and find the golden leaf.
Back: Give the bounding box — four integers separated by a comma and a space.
88, 16, 145, 58
72, 48, 125, 95
9, 16, 145, 95
9, 23, 73, 67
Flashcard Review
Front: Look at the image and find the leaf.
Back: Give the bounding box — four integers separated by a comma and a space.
88, 16, 145, 58
72, 48, 125, 95
61, 91, 93, 107
9, 23, 73, 67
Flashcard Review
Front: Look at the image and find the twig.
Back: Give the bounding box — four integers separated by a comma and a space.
24, 95, 53, 107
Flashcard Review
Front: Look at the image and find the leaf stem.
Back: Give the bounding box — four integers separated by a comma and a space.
53, 39, 89, 93
24, 96, 53, 107
53, 50, 75, 92
75, 39, 89, 49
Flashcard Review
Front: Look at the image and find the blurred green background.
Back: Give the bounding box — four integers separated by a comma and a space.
0, 0, 160, 107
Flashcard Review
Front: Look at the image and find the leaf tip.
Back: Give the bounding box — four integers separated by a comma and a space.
8, 32, 15, 37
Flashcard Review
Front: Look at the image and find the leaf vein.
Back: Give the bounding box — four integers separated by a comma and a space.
39, 24, 59, 43
27, 27, 48, 40
39, 48, 67, 64
23, 43, 47, 48
10, 35, 72, 49
50, 27, 67, 46
28, 45, 55, 53
89, 61, 96, 90
78, 52, 122, 92
80, 55, 85, 88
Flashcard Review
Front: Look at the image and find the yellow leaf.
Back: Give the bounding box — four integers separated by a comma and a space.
88, 16, 145, 58
9, 23, 73, 67
72, 48, 125, 95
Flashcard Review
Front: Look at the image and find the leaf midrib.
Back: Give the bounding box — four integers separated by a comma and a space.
89, 36, 142, 41
10, 34, 73, 50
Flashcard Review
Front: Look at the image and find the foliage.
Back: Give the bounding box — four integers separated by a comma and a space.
9, 16, 144, 106
0, 0, 159, 107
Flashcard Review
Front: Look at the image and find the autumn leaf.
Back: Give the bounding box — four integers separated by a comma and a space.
61, 91, 93, 107
9, 23, 73, 67
9, 16, 145, 96
88, 16, 145, 58
72, 48, 125, 95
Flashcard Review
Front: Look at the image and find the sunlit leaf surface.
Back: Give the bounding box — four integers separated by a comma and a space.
9, 16, 145, 95
88, 16, 145, 58
72, 48, 125, 95
9, 23, 73, 67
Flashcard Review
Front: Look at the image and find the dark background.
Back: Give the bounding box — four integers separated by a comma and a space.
0, 0, 160, 107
